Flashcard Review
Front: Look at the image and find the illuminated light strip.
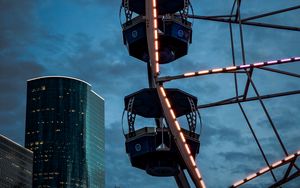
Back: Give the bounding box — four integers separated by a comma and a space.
259, 166, 269, 174
160, 87, 166, 97
156, 63, 160, 74
184, 72, 196, 77
165, 57, 300, 83
158, 86, 206, 188
185, 144, 191, 154
200, 180, 206, 188
154, 30, 158, 39
155, 51, 159, 61
271, 160, 283, 168
198, 70, 209, 75
170, 109, 176, 119
195, 168, 202, 179
226, 66, 237, 71
212, 68, 223, 73
246, 173, 257, 181
284, 154, 295, 161
153, 9, 157, 17
174, 120, 181, 131
152, 0, 159, 74
240, 64, 251, 68
233, 180, 245, 187
231, 150, 300, 187
154, 19, 158, 29
155, 41, 158, 50
190, 156, 196, 166
267, 60, 278, 65
253, 62, 265, 66
179, 132, 186, 143
165, 98, 171, 108
280, 58, 291, 62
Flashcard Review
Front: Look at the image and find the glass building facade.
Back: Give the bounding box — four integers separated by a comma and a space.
0, 134, 33, 188
25, 76, 104, 188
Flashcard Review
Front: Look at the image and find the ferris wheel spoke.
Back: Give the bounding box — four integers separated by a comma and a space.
157, 57, 300, 83
157, 86, 206, 188
230, 151, 300, 187
198, 90, 300, 109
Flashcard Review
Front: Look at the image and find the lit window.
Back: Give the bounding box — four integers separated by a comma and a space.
41, 86, 46, 90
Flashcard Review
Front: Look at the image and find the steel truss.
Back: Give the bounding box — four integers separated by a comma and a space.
230, 151, 300, 188
155, 0, 300, 187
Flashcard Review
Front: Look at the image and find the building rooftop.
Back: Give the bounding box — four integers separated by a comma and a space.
27, 76, 91, 86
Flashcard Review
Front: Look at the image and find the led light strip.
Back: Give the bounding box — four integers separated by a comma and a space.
152, 0, 160, 74
184, 57, 300, 77
158, 86, 206, 188
162, 57, 300, 82
231, 150, 300, 187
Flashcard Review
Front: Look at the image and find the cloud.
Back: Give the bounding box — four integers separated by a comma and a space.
0, 59, 45, 144
70, 0, 120, 7
0, 0, 47, 144
1, 1, 300, 187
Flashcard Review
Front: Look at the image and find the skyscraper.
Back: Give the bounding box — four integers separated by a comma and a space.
25, 76, 104, 188
0, 134, 33, 188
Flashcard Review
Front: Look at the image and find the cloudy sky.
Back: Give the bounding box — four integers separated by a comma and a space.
0, 0, 300, 187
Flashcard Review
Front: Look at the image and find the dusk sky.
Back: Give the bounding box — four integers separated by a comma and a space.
1, 0, 300, 187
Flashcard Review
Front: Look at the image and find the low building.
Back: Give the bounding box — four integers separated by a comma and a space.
0, 134, 33, 188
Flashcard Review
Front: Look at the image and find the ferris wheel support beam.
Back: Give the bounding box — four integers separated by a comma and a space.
186, 15, 300, 32
258, 67, 300, 78
198, 90, 300, 109
157, 57, 300, 83
157, 86, 206, 188
242, 68, 253, 99
230, 151, 300, 187
145, 0, 205, 187
241, 5, 300, 22
269, 167, 300, 188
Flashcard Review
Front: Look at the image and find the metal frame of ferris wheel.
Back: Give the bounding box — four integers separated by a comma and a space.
126, 0, 300, 187
152, 0, 300, 187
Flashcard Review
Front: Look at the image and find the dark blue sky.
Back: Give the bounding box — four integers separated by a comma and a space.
1, 0, 300, 187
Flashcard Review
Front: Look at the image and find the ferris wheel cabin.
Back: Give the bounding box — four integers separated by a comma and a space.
124, 89, 200, 176
122, 0, 188, 15
122, 1, 192, 64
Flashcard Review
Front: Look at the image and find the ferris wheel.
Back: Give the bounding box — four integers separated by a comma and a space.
119, 0, 300, 187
